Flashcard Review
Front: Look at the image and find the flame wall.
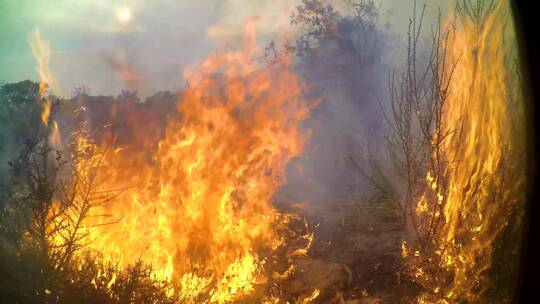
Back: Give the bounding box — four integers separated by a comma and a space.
79, 24, 310, 303
423, 0, 526, 302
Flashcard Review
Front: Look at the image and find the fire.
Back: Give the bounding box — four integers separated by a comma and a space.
28, 29, 55, 126
29, 29, 63, 150
414, 0, 526, 302
298, 289, 320, 304
80, 21, 311, 302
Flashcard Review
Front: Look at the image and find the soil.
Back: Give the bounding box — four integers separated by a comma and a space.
280, 199, 422, 303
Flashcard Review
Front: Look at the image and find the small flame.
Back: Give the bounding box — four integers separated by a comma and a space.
28, 29, 55, 126
401, 241, 408, 258
49, 121, 61, 147
299, 289, 320, 304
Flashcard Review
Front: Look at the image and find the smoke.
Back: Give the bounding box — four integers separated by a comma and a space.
277, 1, 390, 205
0, 0, 448, 209
0, 0, 300, 98
0, 0, 448, 96
60, 1, 394, 207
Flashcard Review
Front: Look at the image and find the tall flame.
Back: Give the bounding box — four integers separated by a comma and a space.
28, 29, 55, 127
83, 22, 310, 303
416, 0, 526, 302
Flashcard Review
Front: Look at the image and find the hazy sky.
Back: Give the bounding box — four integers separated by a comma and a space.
0, 0, 447, 97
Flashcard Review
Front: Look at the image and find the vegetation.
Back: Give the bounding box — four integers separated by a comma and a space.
0, 0, 526, 303
0, 81, 45, 202
0, 89, 178, 303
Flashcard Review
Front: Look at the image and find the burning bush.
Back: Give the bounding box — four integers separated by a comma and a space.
0, 1, 529, 303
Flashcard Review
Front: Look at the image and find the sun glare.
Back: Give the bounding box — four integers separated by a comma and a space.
116, 7, 131, 24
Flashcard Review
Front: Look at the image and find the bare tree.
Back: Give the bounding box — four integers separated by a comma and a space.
382, 1, 458, 253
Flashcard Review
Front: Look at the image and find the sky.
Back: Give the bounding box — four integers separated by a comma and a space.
0, 0, 447, 98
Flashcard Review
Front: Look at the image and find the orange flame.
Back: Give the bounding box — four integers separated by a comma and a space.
28, 29, 55, 126
82, 21, 310, 302
414, 0, 526, 302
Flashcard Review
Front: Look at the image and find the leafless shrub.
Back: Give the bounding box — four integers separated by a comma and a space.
380, 1, 459, 253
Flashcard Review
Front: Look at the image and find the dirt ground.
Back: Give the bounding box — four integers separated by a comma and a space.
281, 199, 421, 303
